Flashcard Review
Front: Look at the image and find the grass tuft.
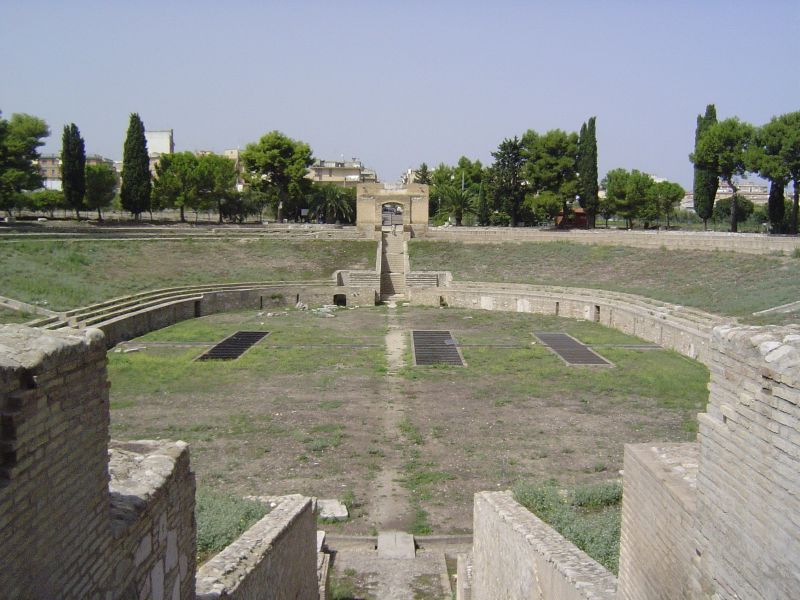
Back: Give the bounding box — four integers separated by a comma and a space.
195, 488, 269, 564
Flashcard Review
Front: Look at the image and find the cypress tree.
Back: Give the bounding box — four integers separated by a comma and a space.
693, 104, 718, 230
61, 123, 86, 220
768, 179, 786, 233
577, 117, 599, 227
120, 113, 151, 219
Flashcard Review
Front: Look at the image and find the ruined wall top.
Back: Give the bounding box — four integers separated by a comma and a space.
712, 323, 800, 385
0, 324, 104, 374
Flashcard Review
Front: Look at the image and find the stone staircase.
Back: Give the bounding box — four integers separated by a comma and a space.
380, 229, 407, 301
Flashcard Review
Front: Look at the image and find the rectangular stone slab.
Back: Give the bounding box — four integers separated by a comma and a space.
377, 530, 416, 559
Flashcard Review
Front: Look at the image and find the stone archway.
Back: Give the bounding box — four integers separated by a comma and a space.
356, 183, 429, 238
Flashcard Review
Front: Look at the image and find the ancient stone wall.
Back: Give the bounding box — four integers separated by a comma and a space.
196, 494, 317, 600
422, 227, 800, 255
471, 491, 617, 600
409, 281, 719, 365
0, 325, 196, 599
617, 444, 700, 599
695, 325, 800, 599
108, 440, 196, 600
0, 326, 113, 598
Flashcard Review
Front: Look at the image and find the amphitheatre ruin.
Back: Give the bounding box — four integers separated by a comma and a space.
1, 182, 799, 599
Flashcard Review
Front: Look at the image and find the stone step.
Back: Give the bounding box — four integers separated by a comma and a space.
377, 531, 416, 559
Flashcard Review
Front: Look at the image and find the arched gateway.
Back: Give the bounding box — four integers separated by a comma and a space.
356, 182, 429, 239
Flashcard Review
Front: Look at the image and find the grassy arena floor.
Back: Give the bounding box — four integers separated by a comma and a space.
108, 306, 709, 551
409, 240, 800, 323
0, 238, 376, 311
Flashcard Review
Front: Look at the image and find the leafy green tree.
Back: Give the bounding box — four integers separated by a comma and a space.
85, 163, 118, 221
241, 131, 313, 222
524, 190, 562, 224
197, 153, 238, 223
751, 112, 800, 234
713, 194, 754, 224
692, 117, 755, 232
476, 179, 490, 226
454, 156, 484, 189
577, 117, 599, 227
120, 113, 151, 219
414, 162, 431, 185
25, 189, 65, 218
692, 105, 719, 230
523, 129, 579, 228
603, 169, 629, 227
646, 180, 685, 228
438, 184, 476, 226
598, 191, 616, 228
489, 137, 526, 226
152, 151, 200, 221
61, 123, 86, 219
0, 112, 49, 217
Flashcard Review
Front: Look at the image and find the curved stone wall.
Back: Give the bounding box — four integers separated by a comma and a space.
408, 280, 727, 365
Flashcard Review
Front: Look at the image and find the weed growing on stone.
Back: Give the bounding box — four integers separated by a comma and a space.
195, 488, 269, 564
513, 480, 622, 574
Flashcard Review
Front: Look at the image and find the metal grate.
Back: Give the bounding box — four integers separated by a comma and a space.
198, 331, 268, 361
412, 330, 464, 366
534, 332, 611, 366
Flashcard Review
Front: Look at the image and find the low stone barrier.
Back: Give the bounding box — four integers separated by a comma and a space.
471, 491, 618, 600
196, 494, 317, 600
422, 227, 800, 255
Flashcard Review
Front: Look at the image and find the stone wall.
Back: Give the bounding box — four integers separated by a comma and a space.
108, 440, 197, 600
617, 444, 700, 600
409, 280, 720, 365
0, 326, 113, 598
422, 227, 800, 255
89, 282, 378, 347
0, 325, 197, 599
694, 324, 800, 599
196, 494, 317, 600
471, 491, 617, 600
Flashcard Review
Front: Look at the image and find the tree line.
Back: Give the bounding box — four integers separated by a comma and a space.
0, 111, 356, 224
691, 105, 800, 234
415, 117, 686, 229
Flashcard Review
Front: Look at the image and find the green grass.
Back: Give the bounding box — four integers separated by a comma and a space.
0, 308, 35, 324
513, 480, 622, 574
0, 238, 376, 309
409, 240, 800, 319
195, 487, 270, 563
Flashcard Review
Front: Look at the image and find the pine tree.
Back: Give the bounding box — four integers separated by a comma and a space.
692, 104, 718, 230
120, 113, 151, 219
61, 123, 86, 220
577, 117, 599, 227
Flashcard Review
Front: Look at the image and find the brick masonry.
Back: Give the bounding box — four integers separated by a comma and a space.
0, 325, 196, 599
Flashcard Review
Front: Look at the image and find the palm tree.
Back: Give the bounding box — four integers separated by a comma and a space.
312, 184, 354, 224
439, 184, 477, 226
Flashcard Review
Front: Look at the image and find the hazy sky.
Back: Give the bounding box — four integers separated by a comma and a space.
2, 1, 798, 186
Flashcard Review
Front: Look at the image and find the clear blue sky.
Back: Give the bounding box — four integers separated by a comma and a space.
2, 1, 798, 186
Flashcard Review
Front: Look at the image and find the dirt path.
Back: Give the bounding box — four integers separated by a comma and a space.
366, 304, 412, 531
